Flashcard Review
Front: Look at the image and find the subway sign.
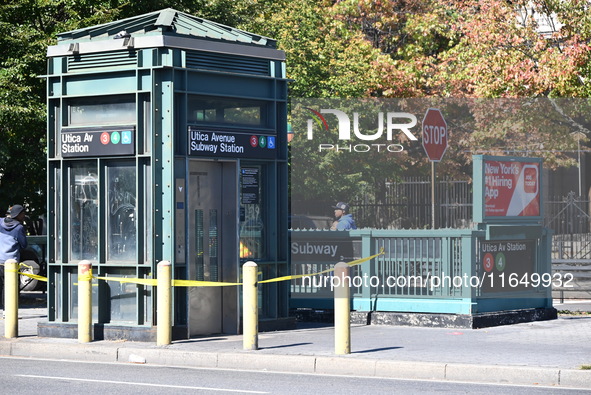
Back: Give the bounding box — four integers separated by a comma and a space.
61, 128, 135, 157
188, 127, 277, 159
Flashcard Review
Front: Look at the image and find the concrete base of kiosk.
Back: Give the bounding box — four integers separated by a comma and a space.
38, 318, 296, 342
37, 322, 159, 342
350, 307, 557, 329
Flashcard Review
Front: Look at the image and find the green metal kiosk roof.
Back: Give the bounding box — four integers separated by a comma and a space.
48, 8, 283, 60
57, 8, 275, 47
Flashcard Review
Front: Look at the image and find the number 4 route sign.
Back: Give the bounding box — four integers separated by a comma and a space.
422, 108, 448, 162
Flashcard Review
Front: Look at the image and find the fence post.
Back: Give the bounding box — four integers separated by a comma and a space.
157, 260, 172, 346
4, 259, 19, 338
243, 261, 258, 350
78, 260, 92, 343
334, 261, 350, 355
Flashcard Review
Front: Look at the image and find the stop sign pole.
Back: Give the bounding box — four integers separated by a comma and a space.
422, 108, 448, 229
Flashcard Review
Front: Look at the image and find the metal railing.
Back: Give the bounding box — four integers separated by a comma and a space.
290, 227, 554, 313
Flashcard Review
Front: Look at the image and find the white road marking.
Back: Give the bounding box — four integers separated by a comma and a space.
15, 374, 269, 394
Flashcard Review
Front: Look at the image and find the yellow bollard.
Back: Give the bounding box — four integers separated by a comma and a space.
157, 260, 172, 346
334, 262, 350, 355
242, 261, 258, 350
4, 259, 19, 338
78, 260, 92, 343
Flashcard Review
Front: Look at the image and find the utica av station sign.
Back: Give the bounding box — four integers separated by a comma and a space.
61, 128, 135, 157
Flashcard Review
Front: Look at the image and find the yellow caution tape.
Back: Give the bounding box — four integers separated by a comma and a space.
259, 248, 384, 284
17, 272, 48, 282
94, 276, 157, 286
346, 248, 385, 267
6, 249, 385, 288
17, 262, 49, 282
79, 270, 93, 282
172, 279, 242, 287
259, 266, 335, 284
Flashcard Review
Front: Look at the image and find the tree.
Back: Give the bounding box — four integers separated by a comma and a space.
247, 0, 390, 98
0, 0, 269, 217
2, 0, 591, 224
0, 1, 123, 217
317, 0, 591, 174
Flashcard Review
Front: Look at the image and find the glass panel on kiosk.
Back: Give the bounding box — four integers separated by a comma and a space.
70, 163, 98, 261
195, 209, 204, 281
107, 163, 137, 261
209, 209, 218, 281
187, 95, 268, 128
54, 167, 61, 262
108, 267, 137, 323
193, 207, 219, 283
69, 96, 135, 126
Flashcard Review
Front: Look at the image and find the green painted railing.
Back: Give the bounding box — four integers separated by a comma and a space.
290, 226, 552, 315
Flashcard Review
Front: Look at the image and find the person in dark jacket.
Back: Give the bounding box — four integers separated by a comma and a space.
0, 205, 28, 263
0, 205, 28, 309
330, 202, 357, 230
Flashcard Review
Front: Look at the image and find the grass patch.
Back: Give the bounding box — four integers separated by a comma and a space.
557, 310, 591, 316
581, 365, 591, 370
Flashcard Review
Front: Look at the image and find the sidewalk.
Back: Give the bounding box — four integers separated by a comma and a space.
1, 296, 590, 389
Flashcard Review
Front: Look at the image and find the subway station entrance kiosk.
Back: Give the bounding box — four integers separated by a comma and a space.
41, 9, 289, 340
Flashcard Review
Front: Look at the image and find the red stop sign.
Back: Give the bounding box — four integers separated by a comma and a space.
422, 108, 448, 162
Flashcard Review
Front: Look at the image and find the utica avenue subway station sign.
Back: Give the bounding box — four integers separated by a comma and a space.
188, 127, 276, 159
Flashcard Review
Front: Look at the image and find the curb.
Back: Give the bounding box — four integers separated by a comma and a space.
1, 339, 590, 389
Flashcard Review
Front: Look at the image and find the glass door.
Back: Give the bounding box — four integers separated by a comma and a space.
187, 161, 223, 335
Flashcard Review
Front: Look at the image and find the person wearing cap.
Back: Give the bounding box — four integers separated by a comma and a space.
330, 202, 357, 230
0, 205, 28, 307
0, 205, 28, 263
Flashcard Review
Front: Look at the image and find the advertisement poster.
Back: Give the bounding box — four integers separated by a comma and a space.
484, 159, 540, 217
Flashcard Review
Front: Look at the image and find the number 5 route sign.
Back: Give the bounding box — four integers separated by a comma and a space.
422, 108, 448, 162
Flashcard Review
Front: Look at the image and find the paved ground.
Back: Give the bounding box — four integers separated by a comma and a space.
1, 294, 590, 389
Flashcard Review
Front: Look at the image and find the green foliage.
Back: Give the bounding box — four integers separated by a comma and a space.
251, 0, 387, 98
1, 0, 590, 219
0, 0, 272, 216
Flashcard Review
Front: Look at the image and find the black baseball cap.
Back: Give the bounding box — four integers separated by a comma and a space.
332, 202, 349, 212
8, 204, 24, 218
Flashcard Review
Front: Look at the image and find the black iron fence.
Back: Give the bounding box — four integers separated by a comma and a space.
545, 192, 591, 261
348, 179, 591, 262
350, 178, 472, 229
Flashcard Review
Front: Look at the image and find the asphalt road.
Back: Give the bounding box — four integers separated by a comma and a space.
1, 356, 589, 394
